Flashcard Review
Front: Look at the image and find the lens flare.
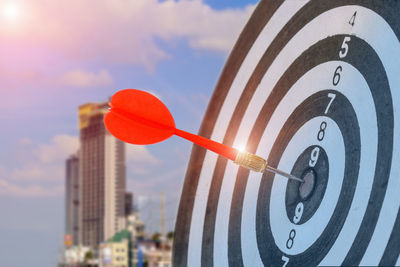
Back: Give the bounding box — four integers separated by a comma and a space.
234, 144, 246, 152
3, 3, 20, 21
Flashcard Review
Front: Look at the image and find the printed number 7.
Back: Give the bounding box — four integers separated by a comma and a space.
324, 93, 336, 114
282, 255, 289, 267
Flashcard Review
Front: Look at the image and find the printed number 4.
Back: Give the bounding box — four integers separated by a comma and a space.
282, 255, 289, 267
349, 11, 357, 26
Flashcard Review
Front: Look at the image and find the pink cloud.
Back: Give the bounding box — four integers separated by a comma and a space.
62, 69, 113, 88
36, 135, 79, 163
0, 0, 254, 72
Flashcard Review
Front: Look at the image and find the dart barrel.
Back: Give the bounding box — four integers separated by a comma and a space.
234, 151, 267, 173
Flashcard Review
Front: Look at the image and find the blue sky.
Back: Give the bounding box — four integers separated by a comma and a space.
0, 0, 258, 266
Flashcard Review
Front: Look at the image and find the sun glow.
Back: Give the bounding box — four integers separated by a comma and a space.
2, 2, 21, 21
235, 143, 247, 153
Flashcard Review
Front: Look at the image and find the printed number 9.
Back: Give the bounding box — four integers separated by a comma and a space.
309, 147, 320, 167
293, 202, 304, 224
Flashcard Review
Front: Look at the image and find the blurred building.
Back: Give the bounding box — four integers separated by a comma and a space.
127, 211, 145, 241
99, 229, 132, 267
146, 250, 172, 267
125, 192, 133, 217
60, 245, 93, 266
78, 102, 127, 247
65, 154, 80, 246
135, 239, 172, 267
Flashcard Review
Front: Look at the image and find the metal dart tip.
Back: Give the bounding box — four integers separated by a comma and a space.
265, 165, 304, 183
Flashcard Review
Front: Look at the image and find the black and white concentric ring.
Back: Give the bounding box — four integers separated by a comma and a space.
255, 90, 359, 266
173, 1, 400, 266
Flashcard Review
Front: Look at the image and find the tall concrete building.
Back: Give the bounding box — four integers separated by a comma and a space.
78, 102, 126, 247
65, 154, 80, 246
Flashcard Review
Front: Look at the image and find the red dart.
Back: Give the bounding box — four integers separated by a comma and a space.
104, 89, 303, 182
104, 89, 237, 160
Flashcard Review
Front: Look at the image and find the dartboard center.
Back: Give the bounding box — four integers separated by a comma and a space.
299, 169, 316, 200
285, 146, 329, 225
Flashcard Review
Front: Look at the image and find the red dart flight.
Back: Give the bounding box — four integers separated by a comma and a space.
104, 89, 238, 161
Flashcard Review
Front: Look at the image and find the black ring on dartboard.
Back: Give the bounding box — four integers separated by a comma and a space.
255, 90, 359, 266
285, 146, 329, 225
173, 1, 399, 266
227, 35, 393, 266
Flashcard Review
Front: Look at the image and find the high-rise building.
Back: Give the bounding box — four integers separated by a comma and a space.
78, 102, 126, 247
125, 192, 133, 217
65, 154, 80, 246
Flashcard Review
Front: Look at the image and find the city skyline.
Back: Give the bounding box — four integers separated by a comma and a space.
0, 0, 258, 266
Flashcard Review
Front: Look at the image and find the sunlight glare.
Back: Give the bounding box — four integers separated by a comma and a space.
3, 2, 20, 21
235, 143, 246, 152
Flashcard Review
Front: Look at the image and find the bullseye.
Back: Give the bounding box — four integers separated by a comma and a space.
299, 169, 316, 200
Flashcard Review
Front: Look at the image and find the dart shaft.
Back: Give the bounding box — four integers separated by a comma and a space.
174, 128, 238, 161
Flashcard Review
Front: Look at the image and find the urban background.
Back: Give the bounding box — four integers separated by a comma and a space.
0, 0, 257, 266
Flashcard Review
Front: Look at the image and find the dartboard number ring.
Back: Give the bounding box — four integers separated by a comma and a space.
283, 30, 354, 261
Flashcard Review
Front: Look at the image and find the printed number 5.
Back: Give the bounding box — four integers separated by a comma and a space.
339, 36, 351, 58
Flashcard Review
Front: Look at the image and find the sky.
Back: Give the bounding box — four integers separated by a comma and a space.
0, 0, 258, 266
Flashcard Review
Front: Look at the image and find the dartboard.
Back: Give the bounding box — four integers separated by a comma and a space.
173, 1, 400, 266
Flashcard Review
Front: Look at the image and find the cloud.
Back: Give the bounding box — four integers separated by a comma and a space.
10, 164, 62, 183
0, 165, 7, 178
19, 137, 33, 146
36, 135, 79, 163
0, 135, 78, 188
11, 166, 44, 180
128, 166, 185, 192
0, 134, 77, 196
126, 144, 160, 164
0, 178, 63, 197
126, 144, 161, 174
1, 0, 255, 71
62, 69, 113, 88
